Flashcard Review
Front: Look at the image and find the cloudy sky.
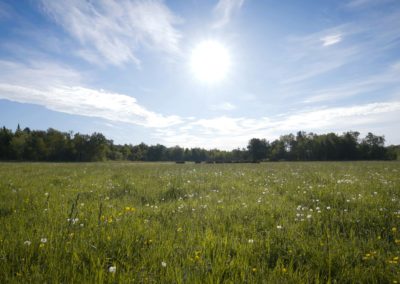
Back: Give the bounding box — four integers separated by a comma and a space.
0, 0, 399, 149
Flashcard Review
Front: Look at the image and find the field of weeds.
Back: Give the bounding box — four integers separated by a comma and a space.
0, 162, 399, 283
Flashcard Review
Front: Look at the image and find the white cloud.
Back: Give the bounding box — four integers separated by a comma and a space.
281, 11, 400, 85
40, 0, 182, 66
275, 102, 400, 131
0, 60, 182, 128
154, 101, 400, 149
0, 84, 182, 128
213, 0, 245, 28
321, 34, 342, 46
303, 62, 400, 103
210, 102, 236, 111
0, 60, 82, 88
281, 27, 355, 84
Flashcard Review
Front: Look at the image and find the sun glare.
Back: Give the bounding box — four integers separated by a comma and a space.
190, 40, 231, 83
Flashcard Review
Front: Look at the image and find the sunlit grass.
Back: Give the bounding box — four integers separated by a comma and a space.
0, 162, 399, 282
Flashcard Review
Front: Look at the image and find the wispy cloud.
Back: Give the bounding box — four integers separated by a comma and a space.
0, 60, 182, 128
0, 84, 182, 128
0, 60, 82, 88
210, 102, 236, 111
0, 2, 12, 20
281, 27, 355, 84
281, 9, 400, 85
40, 0, 182, 66
274, 102, 400, 131
346, 0, 396, 8
321, 34, 342, 46
303, 62, 400, 103
213, 0, 244, 28
155, 101, 400, 149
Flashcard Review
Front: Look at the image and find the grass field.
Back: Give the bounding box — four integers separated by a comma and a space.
0, 162, 399, 283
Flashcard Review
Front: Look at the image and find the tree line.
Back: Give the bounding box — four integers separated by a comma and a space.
0, 125, 398, 162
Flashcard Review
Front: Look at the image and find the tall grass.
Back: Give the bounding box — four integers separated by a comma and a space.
0, 162, 399, 282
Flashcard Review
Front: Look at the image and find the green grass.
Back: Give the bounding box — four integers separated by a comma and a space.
0, 162, 399, 283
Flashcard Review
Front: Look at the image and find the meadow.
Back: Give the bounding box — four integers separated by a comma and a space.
0, 162, 399, 283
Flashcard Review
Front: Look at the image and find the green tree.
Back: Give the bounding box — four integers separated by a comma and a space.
168, 146, 184, 162
10, 133, 27, 160
360, 132, 386, 160
247, 138, 269, 162
0, 127, 14, 160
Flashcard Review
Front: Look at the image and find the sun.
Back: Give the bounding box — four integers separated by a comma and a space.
190, 40, 231, 83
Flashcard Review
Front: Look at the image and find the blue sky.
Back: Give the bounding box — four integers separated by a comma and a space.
0, 0, 399, 149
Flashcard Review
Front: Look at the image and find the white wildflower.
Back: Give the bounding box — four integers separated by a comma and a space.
108, 266, 116, 273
